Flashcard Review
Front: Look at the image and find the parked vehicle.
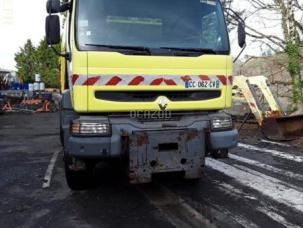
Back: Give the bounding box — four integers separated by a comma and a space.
45, 0, 245, 190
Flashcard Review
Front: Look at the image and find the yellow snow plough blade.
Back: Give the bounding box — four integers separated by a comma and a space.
262, 114, 303, 141
233, 75, 303, 141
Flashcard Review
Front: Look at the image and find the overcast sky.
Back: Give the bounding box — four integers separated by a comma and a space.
0, 0, 286, 70
0, 0, 47, 70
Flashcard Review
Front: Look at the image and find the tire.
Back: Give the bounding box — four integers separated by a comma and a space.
60, 127, 64, 146
59, 108, 64, 146
212, 149, 229, 159
184, 178, 201, 185
64, 159, 95, 190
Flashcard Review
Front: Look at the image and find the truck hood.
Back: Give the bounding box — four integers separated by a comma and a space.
71, 52, 232, 113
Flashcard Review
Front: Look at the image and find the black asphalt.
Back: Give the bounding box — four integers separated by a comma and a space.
0, 113, 172, 228
1, 113, 303, 228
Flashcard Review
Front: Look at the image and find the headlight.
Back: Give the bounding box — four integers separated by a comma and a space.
211, 116, 233, 131
71, 121, 111, 136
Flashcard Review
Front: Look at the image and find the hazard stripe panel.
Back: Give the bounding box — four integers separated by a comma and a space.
71, 74, 233, 86
83, 77, 100, 86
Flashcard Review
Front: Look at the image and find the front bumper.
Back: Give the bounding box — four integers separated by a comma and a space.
209, 129, 238, 150
65, 113, 239, 158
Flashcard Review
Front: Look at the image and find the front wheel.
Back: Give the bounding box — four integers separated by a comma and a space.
60, 127, 64, 146
211, 149, 229, 159
64, 159, 95, 190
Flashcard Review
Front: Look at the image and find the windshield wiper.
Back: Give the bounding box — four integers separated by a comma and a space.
85, 44, 151, 55
160, 47, 217, 54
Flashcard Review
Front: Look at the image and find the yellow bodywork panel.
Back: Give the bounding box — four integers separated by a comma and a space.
71, 48, 88, 112
71, 51, 232, 113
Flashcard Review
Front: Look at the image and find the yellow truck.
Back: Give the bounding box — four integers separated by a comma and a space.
45, 0, 245, 190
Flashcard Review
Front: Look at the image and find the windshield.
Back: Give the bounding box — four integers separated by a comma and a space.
76, 0, 229, 55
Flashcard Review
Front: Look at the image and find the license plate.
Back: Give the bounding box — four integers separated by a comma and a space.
185, 80, 220, 89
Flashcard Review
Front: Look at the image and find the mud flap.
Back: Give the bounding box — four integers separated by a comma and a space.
129, 129, 205, 184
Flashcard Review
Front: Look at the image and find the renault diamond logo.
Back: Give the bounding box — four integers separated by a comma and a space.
158, 97, 168, 111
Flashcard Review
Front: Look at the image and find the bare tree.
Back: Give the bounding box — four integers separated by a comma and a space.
233, 0, 303, 109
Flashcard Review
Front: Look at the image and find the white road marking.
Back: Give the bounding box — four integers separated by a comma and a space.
206, 158, 303, 213
141, 183, 215, 228
260, 139, 291, 147
238, 143, 303, 163
204, 198, 260, 228
257, 207, 302, 228
233, 164, 303, 192
217, 182, 301, 228
217, 182, 257, 200
229, 153, 303, 181
226, 213, 260, 228
42, 150, 60, 189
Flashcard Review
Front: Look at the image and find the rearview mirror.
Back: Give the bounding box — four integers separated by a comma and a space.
238, 22, 246, 48
45, 15, 60, 45
46, 0, 60, 14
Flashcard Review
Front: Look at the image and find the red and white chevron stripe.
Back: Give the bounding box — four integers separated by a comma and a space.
71, 74, 233, 87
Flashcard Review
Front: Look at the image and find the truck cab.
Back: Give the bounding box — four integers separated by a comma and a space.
46, 0, 244, 190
